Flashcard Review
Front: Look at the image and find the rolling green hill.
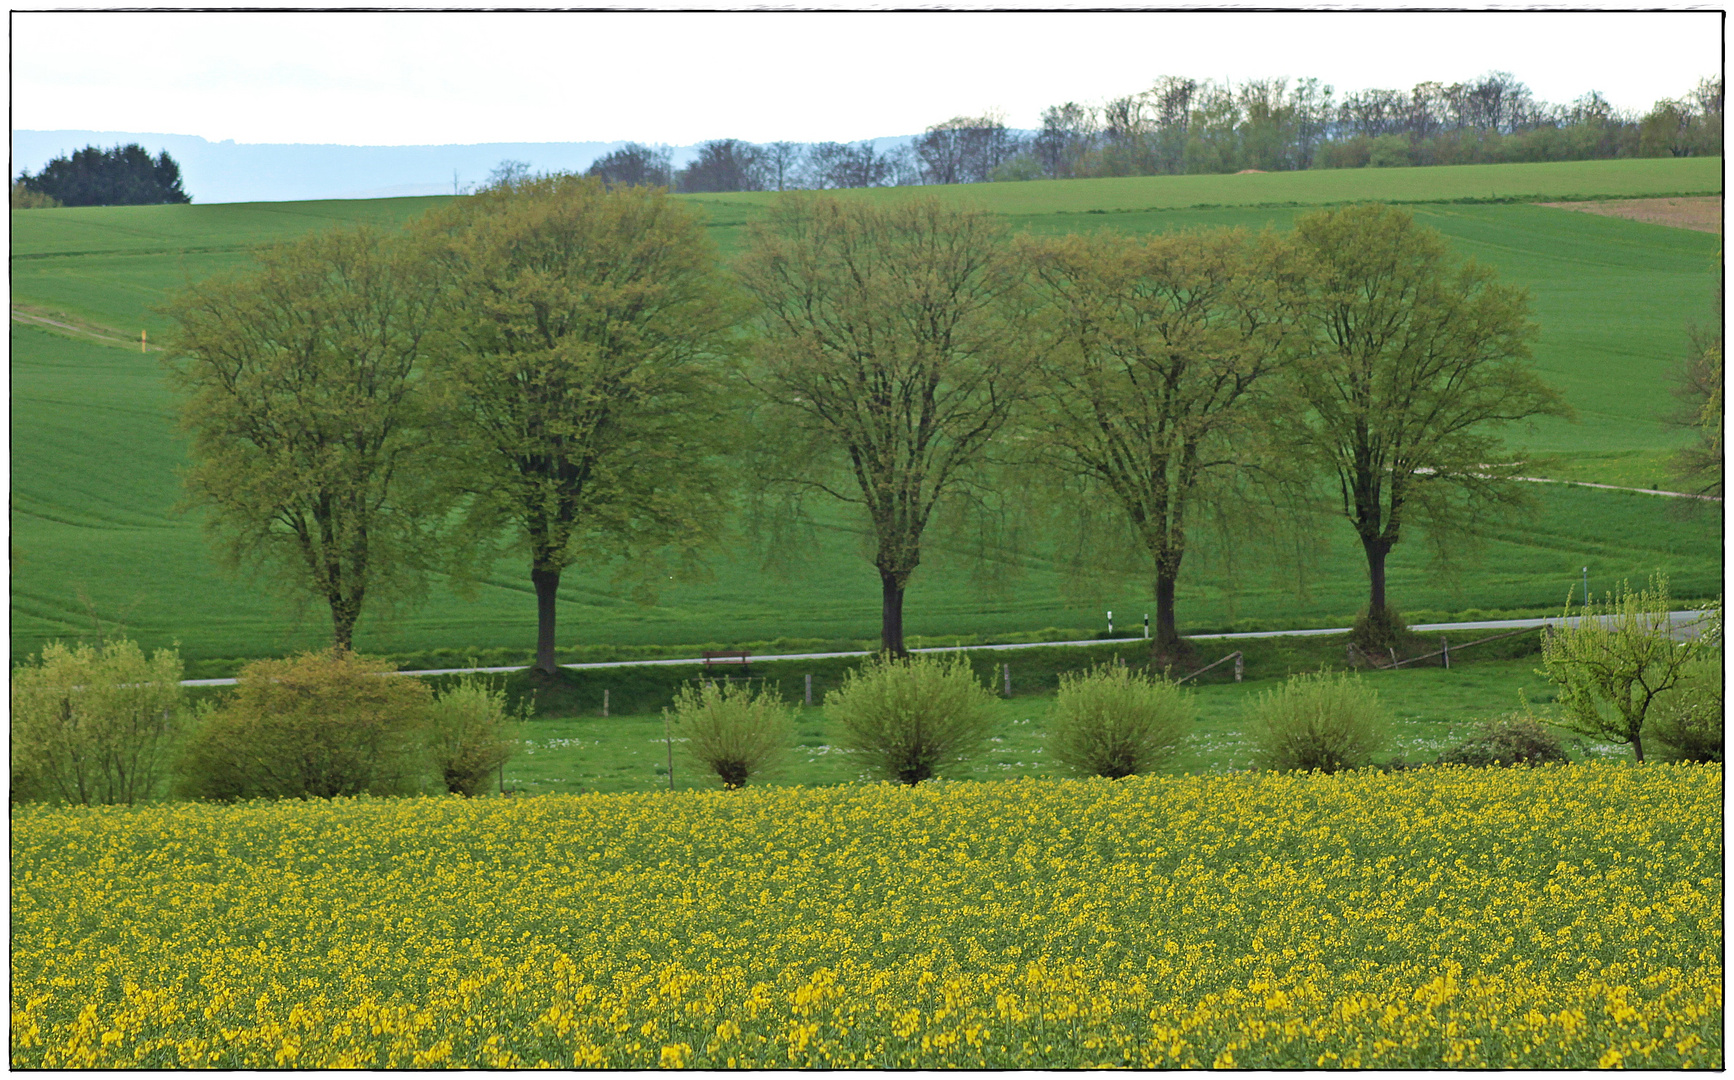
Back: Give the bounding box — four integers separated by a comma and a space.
10, 158, 1723, 668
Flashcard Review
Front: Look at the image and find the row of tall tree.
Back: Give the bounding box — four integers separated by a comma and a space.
1027, 72, 1724, 177
166, 178, 1564, 672
581, 71, 1722, 195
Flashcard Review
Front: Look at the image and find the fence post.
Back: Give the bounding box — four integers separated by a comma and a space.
1234, 652, 1243, 682
1441, 636, 1450, 670
603, 688, 609, 718
805, 673, 813, 707
1003, 662, 1011, 698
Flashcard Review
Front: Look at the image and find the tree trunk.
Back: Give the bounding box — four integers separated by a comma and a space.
531, 566, 561, 675
1154, 571, 1181, 650
1361, 535, 1392, 617
1631, 733, 1645, 764
880, 572, 907, 657
331, 610, 354, 652
329, 592, 361, 653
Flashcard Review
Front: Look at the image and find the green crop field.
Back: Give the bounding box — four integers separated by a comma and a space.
681, 156, 1724, 217
9, 158, 1723, 668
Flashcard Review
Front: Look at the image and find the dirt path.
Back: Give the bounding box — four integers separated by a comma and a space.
11, 305, 156, 351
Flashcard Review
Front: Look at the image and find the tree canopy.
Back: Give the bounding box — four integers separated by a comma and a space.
414, 173, 739, 674
737, 193, 1031, 655
1020, 226, 1304, 653
19, 143, 191, 206
1286, 203, 1568, 645
164, 226, 445, 650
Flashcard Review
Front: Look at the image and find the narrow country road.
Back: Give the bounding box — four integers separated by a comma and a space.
178, 609, 1715, 687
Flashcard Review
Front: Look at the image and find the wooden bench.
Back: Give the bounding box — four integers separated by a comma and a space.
702, 650, 750, 671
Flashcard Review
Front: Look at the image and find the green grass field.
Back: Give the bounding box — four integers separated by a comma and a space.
10, 158, 1723, 667
501, 650, 1624, 798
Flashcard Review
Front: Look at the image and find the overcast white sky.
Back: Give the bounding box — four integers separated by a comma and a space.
13, 9, 1726, 147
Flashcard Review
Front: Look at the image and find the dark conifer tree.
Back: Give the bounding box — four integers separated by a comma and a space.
18, 144, 192, 206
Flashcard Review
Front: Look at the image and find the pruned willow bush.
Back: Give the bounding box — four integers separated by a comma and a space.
427, 675, 524, 796
827, 653, 996, 785
176, 650, 431, 800
1248, 669, 1388, 773
668, 679, 794, 789
10, 639, 185, 805
1050, 664, 1192, 778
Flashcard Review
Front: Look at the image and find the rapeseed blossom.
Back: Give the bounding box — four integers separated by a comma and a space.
10, 763, 1721, 1068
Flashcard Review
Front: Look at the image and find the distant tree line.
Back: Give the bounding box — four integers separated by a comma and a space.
15, 143, 191, 206
584, 71, 1722, 195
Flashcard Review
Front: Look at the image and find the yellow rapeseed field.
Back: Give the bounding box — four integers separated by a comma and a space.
10, 763, 1722, 1068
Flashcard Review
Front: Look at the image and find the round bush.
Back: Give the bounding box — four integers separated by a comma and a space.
827, 653, 996, 785
669, 679, 793, 789
176, 650, 431, 800
428, 675, 524, 796
1247, 669, 1388, 774
1437, 714, 1568, 767
1049, 665, 1193, 779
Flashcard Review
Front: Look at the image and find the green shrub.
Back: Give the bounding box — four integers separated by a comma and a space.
1248, 669, 1388, 773
827, 653, 997, 785
10, 639, 185, 804
1649, 652, 1724, 763
1049, 665, 1192, 779
1349, 606, 1407, 653
1540, 577, 1715, 763
668, 679, 794, 789
427, 674, 524, 796
10, 181, 61, 209
176, 650, 431, 800
1437, 714, 1568, 767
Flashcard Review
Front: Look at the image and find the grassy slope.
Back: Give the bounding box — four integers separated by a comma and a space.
9, 159, 1724, 665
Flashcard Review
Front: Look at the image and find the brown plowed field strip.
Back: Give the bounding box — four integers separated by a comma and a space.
1538, 195, 1722, 234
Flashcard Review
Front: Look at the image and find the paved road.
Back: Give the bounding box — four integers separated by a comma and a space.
178, 609, 1714, 686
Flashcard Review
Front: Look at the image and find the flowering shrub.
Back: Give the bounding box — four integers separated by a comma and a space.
10, 764, 1720, 1069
